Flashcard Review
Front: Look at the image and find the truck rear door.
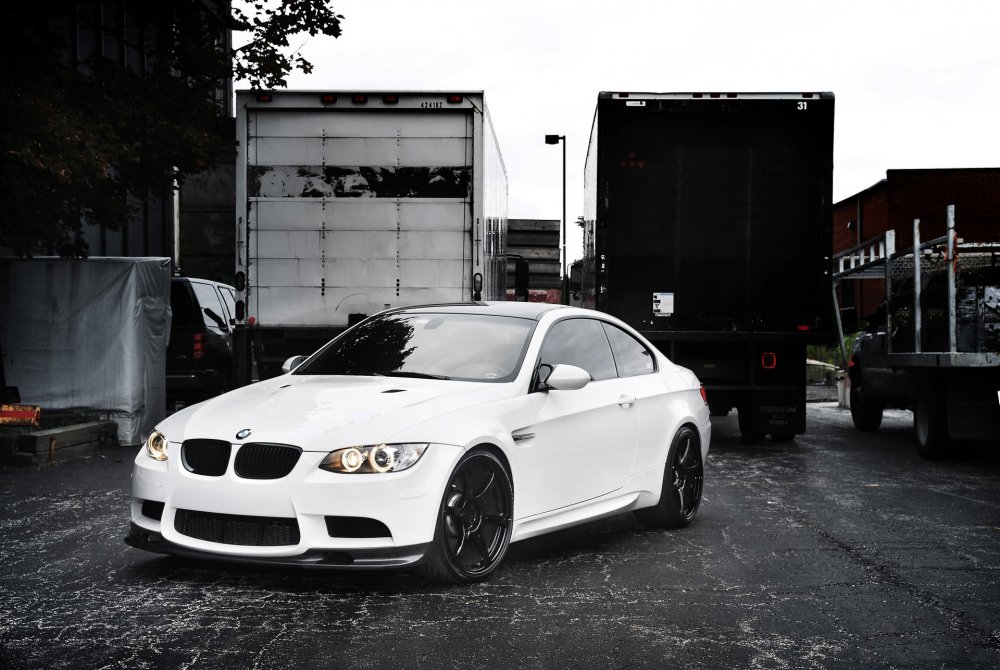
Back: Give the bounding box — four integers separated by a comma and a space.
244, 102, 474, 327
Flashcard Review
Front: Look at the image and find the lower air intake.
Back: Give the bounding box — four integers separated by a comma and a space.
325, 516, 392, 539
141, 500, 164, 521
174, 509, 300, 546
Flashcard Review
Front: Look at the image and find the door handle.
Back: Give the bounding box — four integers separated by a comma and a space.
618, 395, 636, 408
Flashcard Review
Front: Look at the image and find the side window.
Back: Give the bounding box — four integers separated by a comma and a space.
602, 323, 656, 377
538, 318, 617, 381
219, 287, 236, 322
190, 281, 228, 332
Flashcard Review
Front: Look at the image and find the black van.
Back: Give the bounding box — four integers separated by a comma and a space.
167, 277, 236, 402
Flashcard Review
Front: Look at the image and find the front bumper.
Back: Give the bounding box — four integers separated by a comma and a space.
128, 441, 462, 566
125, 523, 429, 569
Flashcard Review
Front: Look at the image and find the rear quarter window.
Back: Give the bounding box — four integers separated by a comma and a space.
602, 323, 656, 377
190, 281, 228, 332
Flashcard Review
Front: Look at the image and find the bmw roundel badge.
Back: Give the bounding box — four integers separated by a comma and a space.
235, 428, 252, 440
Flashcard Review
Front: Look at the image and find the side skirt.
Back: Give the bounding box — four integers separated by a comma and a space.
510, 466, 664, 543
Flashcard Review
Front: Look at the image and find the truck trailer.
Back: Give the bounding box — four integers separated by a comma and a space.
583, 92, 835, 440
233, 90, 508, 383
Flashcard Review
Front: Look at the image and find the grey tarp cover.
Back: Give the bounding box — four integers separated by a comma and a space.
0, 257, 171, 445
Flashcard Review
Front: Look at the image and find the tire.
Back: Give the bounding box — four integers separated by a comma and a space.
737, 408, 766, 441
634, 426, 704, 529
708, 403, 730, 417
914, 391, 948, 459
417, 450, 514, 584
850, 379, 883, 432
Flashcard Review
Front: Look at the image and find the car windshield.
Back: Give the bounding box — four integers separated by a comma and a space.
294, 312, 536, 382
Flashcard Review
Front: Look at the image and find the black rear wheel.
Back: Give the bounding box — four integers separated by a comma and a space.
737, 408, 766, 441
850, 377, 884, 431
634, 426, 703, 528
417, 450, 513, 583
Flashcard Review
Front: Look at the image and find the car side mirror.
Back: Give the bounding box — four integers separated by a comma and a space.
282, 355, 308, 374
540, 364, 591, 391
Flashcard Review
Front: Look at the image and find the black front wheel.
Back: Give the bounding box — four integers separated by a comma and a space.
634, 426, 704, 528
914, 390, 948, 459
417, 450, 514, 583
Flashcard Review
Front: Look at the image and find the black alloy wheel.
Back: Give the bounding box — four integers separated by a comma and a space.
634, 426, 704, 528
417, 450, 513, 583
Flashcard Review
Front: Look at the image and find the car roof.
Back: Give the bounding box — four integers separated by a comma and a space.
390, 301, 570, 320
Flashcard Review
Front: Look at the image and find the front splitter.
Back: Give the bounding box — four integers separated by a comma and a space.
125, 523, 428, 570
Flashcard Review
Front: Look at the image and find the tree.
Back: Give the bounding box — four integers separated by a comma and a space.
0, 1, 343, 256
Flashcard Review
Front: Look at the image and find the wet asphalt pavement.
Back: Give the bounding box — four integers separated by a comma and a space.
2, 402, 999, 669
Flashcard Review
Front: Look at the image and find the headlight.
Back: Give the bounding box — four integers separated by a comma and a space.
145, 430, 168, 462
319, 443, 428, 474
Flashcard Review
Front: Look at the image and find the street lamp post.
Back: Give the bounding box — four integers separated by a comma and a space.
545, 134, 567, 305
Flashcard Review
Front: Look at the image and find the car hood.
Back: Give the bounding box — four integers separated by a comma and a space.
157, 375, 513, 451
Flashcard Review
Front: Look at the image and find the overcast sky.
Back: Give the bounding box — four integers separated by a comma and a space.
255, 0, 1000, 263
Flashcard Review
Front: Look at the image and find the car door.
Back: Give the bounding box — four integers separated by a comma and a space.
601, 321, 670, 473
517, 317, 641, 517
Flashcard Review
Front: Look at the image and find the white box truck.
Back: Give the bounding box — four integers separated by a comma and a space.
233, 91, 508, 382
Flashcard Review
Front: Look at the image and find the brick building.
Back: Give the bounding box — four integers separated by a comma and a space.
833, 168, 1000, 322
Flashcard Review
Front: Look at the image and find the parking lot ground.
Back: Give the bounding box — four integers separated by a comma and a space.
2, 403, 999, 669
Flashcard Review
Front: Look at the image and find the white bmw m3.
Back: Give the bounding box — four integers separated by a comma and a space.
127, 302, 711, 583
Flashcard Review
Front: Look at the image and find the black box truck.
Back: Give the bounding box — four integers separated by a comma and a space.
582, 92, 835, 440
